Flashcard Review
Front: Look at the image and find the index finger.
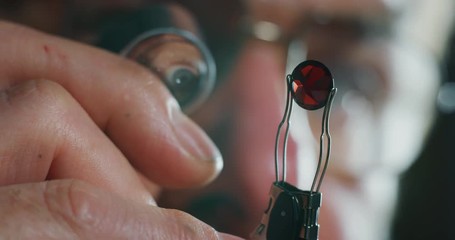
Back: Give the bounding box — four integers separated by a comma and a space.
0, 21, 222, 188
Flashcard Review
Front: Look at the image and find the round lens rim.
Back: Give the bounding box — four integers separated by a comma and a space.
121, 28, 217, 113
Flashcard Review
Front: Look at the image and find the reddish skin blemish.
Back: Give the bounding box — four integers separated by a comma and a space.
42, 44, 68, 63
43, 44, 50, 54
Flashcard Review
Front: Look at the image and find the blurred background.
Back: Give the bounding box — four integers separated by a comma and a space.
391, 25, 455, 240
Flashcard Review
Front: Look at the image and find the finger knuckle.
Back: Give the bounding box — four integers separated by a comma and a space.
43, 179, 103, 230
1, 79, 69, 112
0, 79, 71, 140
0, 80, 76, 184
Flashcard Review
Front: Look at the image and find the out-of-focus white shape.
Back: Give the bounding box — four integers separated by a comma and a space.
252, 21, 282, 42
437, 82, 455, 113
362, 171, 399, 240
382, 0, 408, 11
380, 40, 440, 175
292, 110, 319, 190
337, 89, 378, 176
286, 39, 307, 75
395, 0, 455, 58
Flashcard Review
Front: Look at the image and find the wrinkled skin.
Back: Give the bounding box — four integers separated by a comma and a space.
0, 20, 237, 239
0, 0, 452, 239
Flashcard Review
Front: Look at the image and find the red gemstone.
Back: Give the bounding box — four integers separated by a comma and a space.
290, 60, 333, 110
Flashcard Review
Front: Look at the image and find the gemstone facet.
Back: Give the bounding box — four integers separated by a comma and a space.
290, 60, 334, 110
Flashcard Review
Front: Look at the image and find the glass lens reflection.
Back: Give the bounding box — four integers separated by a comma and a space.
123, 29, 215, 113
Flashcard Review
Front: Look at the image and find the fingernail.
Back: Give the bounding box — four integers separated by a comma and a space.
168, 100, 223, 172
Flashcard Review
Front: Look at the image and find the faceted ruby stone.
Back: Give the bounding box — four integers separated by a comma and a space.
290, 60, 334, 110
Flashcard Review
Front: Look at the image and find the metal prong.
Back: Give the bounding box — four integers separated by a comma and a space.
310, 88, 337, 193
274, 75, 294, 182
281, 96, 293, 182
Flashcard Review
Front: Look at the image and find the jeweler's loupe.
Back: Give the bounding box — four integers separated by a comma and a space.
122, 28, 216, 113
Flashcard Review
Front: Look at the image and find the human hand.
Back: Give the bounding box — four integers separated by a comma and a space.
0, 180, 241, 239
0, 21, 233, 239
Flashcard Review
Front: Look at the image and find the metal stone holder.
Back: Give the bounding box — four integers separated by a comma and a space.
251, 60, 336, 240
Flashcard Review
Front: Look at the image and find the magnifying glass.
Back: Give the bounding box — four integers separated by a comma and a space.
97, 5, 216, 113
122, 28, 216, 113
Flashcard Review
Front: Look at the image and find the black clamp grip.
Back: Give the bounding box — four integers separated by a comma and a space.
251, 182, 322, 240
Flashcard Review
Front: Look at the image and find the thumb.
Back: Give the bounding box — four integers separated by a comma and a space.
0, 179, 242, 240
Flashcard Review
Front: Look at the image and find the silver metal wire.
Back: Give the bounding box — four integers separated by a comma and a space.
282, 99, 293, 182
310, 88, 337, 193
274, 73, 337, 191
274, 75, 293, 182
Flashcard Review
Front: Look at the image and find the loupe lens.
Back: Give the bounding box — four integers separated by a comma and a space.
122, 28, 216, 113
